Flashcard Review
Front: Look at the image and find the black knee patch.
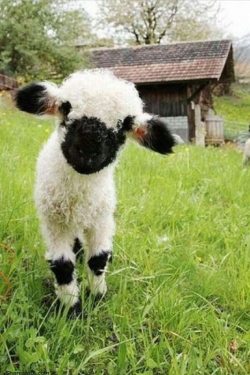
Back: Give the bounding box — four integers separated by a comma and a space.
73, 238, 84, 261
49, 257, 74, 285
88, 251, 111, 276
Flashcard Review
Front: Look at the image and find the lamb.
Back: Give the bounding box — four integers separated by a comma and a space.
15, 70, 175, 314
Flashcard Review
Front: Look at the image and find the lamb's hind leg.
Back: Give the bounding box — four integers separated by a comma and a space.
42, 222, 80, 311
85, 216, 115, 297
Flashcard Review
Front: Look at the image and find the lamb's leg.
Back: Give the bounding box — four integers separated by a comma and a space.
42, 222, 80, 310
85, 216, 115, 297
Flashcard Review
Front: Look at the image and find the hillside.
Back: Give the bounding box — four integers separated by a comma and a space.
214, 83, 250, 136
234, 34, 250, 82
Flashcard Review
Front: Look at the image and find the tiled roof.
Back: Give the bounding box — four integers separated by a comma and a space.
91, 40, 234, 84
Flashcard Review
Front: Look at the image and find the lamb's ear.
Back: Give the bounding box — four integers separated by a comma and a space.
123, 114, 176, 155
15, 82, 59, 115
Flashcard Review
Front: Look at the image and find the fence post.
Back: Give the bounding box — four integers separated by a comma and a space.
195, 103, 205, 147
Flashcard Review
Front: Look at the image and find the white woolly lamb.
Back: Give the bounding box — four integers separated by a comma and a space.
15, 70, 175, 314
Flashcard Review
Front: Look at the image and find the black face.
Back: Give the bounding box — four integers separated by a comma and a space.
15, 84, 176, 172
61, 116, 126, 174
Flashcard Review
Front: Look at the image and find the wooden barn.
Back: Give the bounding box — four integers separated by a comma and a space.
91, 40, 235, 143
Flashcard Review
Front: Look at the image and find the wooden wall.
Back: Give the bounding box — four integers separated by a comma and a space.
137, 82, 214, 142
186, 82, 213, 141
137, 84, 187, 117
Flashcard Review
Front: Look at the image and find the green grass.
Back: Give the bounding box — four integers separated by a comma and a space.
0, 98, 250, 374
214, 84, 250, 136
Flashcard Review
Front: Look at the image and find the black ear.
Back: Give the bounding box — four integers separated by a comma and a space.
15, 83, 48, 114
15, 82, 59, 115
137, 117, 176, 154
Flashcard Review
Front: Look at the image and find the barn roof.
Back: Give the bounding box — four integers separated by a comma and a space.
91, 40, 234, 85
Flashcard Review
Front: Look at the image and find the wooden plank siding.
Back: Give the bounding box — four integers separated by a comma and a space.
137, 84, 187, 117
91, 40, 234, 143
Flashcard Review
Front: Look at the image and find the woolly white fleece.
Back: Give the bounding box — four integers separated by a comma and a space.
34, 70, 148, 303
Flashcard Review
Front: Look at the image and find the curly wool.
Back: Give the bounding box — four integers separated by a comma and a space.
15, 69, 175, 310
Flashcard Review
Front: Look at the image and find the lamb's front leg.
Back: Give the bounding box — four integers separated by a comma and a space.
42, 222, 80, 310
85, 216, 115, 297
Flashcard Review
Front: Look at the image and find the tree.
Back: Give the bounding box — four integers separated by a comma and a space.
0, 0, 92, 80
98, 0, 221, 45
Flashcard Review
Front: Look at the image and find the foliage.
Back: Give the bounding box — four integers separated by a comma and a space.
0, 0, 92, 80
98, 0, 222, 45
0, 98, 249, 373
234, 34, 250, 81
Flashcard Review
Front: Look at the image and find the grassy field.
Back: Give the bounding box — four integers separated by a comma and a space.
0, 97, 250, 374
214, 84, 250, 136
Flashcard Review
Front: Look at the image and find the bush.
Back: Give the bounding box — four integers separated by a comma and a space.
0, 0, 92, 81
